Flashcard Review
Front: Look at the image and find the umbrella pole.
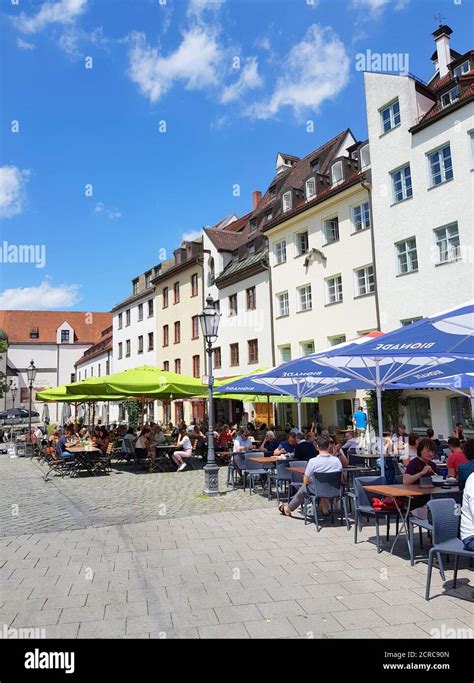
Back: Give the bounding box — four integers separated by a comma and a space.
297, 380, 302, 431
267, 395, 271, 428
375, 360, 385, 479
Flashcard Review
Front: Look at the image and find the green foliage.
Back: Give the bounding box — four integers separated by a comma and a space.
365, 390, 410, 433
0, 340, 7, 354
47, 423, 57, 437
124, 401, 141, 427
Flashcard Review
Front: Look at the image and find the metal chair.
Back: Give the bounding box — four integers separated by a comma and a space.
349, 475, 400, 553
244, 453, 268, 495
267, 461, 292, 502
303, 471, 350, 531
425, 498, 474, 600
228, 452, 247, 490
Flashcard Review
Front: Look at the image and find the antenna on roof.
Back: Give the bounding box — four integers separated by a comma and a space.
433, 13, 445, 27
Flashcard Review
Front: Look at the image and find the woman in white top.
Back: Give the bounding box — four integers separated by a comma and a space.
172, 427, 193, 472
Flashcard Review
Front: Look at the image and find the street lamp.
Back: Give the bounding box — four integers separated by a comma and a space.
11, 384, 17, 409
198, 294, 221, 496
26, 360, 37, 452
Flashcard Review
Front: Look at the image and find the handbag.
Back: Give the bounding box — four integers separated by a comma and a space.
372, 496, 405, 512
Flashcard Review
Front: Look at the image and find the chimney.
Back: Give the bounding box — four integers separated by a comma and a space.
433, 24, 453, 78
252, 190, 262, 210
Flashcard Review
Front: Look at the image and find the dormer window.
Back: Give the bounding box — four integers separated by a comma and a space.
132, 279, 139, 295
380, 99, 400, 134
30, 327, 39, 339
331, 161, 343, 187
441, 86, 459, 108
145, 271, 152, 289
269, 186, 277, 199
266, 210, 273, 222
305, 177, 316, 200
248, 242, 255, 255
310, 157, 320, 172
250, 218, 257, 232
61, 330, 70, 343
282, 191, 292, 213
453, 61, 469, 78
360, 145, 370, 170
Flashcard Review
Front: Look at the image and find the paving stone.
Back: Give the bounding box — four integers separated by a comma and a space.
105, 601, 148, 619
214, 604, 261, 624
376, 623, 431, 639
333, 609, 390, 630
13, 609, 61, 628
244, 617, 299, 639
78, 618, 126, 638
126, 614, 173, 634
59, 605, 105, 623
287, 613, 345, 636
256, 601, 306, 619
198, 622, 250, 638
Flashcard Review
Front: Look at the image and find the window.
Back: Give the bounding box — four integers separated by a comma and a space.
396, 238, 418, 274
296, 231, 309, 255
434, 222, 460, 264
301, 340, 315, 356
118, 313, 123, 329
148, 332, 154, 351
84, 369, 87, 379
246, 287, 256, 310
355, 265, 375, 296
275, 240, 287, 264
191, 315, 199, 339
163, 325, 169, 347
163, 361, 169, 372
214, 347, 222, 369
380, 99, 400, 133
248, 339, 259, 364
174, 359, 181, 374
173, 282, 180, 304
230, 343, 239, 366
326, 275, 343, 304
323, 217, 339, 244
282, 192, 292, 212
329, 335, 346, 346
470, 131, 474, 169
61, 330, 70, 343
163, 287, 169, 308
279, 345, 291, 362
352, 202, 371, 232
174, 321, 181, 343
106, 360, 110, 374
266, 210, 273, 222
148, 300, 153, 317
331, 161, 343, 186
428, 144, 453, 186
29, 327, 39, 339
401, 317, 422, 326
191, 273, 198, 297
450, 396, 474, 432
336, 399, 353, 429
138, 304, 143, 321
453, 61, 469, 78
125, 340, 131, 357
269, 185, 276, 198
305, 177, 316, 200
138, 335, 144, 354
192, 355, 200, 378
441, 87, 459, 108
214, 300, 220, 313
132, 279, 139, 295
391, 164, 412, 203
297, 285, 312, 312
125, 309, 131, 326
407, 396, 432, 430
276, 291, 289, 317
98, 365, 101, 376
310, 157, 320, 172
118, 342, 123, 359
91, 367, 94, 376
145, 271, 152, 289
250, 218, 257, 232
360, 145, 370, 169
229, 294, 238, 316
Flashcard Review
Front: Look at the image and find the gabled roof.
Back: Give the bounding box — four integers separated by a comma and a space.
0, 311, 111, 344
204, 227, 249, 252
75, 333, 112, 367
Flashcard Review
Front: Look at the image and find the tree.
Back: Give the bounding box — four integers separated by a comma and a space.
0, 340, 10, 398
365, 390, 410, 433
123, 401, 141, 427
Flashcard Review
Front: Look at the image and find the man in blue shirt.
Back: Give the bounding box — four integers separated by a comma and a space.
274, 432, 297, 456
352, 407, 368, 442
55, 428, 75, 459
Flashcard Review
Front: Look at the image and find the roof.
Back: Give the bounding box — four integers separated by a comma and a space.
410, 79, 474, 132
75, 333, 112, 367
204, 227, 249, 252
0, 311, 111, 344
214, 246, 269, 287
111, 286, 155, 313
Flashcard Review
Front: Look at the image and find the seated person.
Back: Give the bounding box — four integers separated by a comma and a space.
134, 427, 151, 460
293, 432, 317, 462
191, 424, 206, 456
452, 422, 465, 442
446, 437, 468, 478
459, 439, 474, 490
405, 432, 420, 463
426, 428, 444, 458
280, 435, 342, 516
121, 427, 135, 458
341, 430, 360, 453
273, 432, 297, 457
233, 428, 254, 453
171, 426, 193, 472
403, 438, 438, 515
460, 471, 474, 551
329, 437, 349, 468
216, 424, 234, 450
259, 430, 279, 454
56, 428, 75, 459
153, 425, 168, 446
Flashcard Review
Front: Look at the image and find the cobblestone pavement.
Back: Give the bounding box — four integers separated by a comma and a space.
0, 456, 473, 639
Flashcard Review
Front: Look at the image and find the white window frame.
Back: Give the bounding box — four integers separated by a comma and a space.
351, 202, 371, 232
434, 222, 460, 264
380, 99, 401, 134
276, 291, 289, 317
453, 61, 469, 78
440, 87, 459, 108
326, 275, 343, 304
360, 144, 370, 169
354, 265, 375, 296
323, 216, 339, 244
300, 340, 315, 356
274, 239, 287, 265
391, 164, 412, 203
427, 143, 453, 187
296, 231, 309, 256
279, 345, 292, 363
328, 335, 346, 347
297, 284, 312, 312
331, 161, 343, 186
395, 237, 418, 275
305, 177, 316, 200
282, 192, 292, 213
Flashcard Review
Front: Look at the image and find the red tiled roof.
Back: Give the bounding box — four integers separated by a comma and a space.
412, 81, 474, 128
75, 334, 112, 366
203, 228, 249, 252
0, 310, 111, 344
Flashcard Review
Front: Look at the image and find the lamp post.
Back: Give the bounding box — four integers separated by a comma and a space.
11, 384, 17, 409
198, 294, 221, 496
26, 360, 37, 452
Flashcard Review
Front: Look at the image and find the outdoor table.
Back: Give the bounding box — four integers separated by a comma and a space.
65, 446, 102, 476
363, 483, 460, 555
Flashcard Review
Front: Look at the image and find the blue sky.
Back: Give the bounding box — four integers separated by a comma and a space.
0, 0, 472, 312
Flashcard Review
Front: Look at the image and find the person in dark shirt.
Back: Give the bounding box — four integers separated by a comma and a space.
403, 438, 438, 510
274, 432, 297, 456
294, 432, 317, 462
55, 428, 75, 459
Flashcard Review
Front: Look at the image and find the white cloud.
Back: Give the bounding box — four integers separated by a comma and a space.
128, 27, 223, 103
182, 230, 203, 242
14, 0, 88, 35
351, 0, 408, 13
254, 36, 271, 51
0, 166, 30, 218
0, 281, 80, 309
17, 38, 35, 50
220, 58, 262, 104
57, 26, 112, 58
247, 25, 350, 120
94, 202, 121, 220
187, 0, 225, 17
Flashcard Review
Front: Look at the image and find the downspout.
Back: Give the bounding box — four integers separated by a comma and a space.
56, 343, 60, 423
361, 179, 381, 332
262, 244, 276, 426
